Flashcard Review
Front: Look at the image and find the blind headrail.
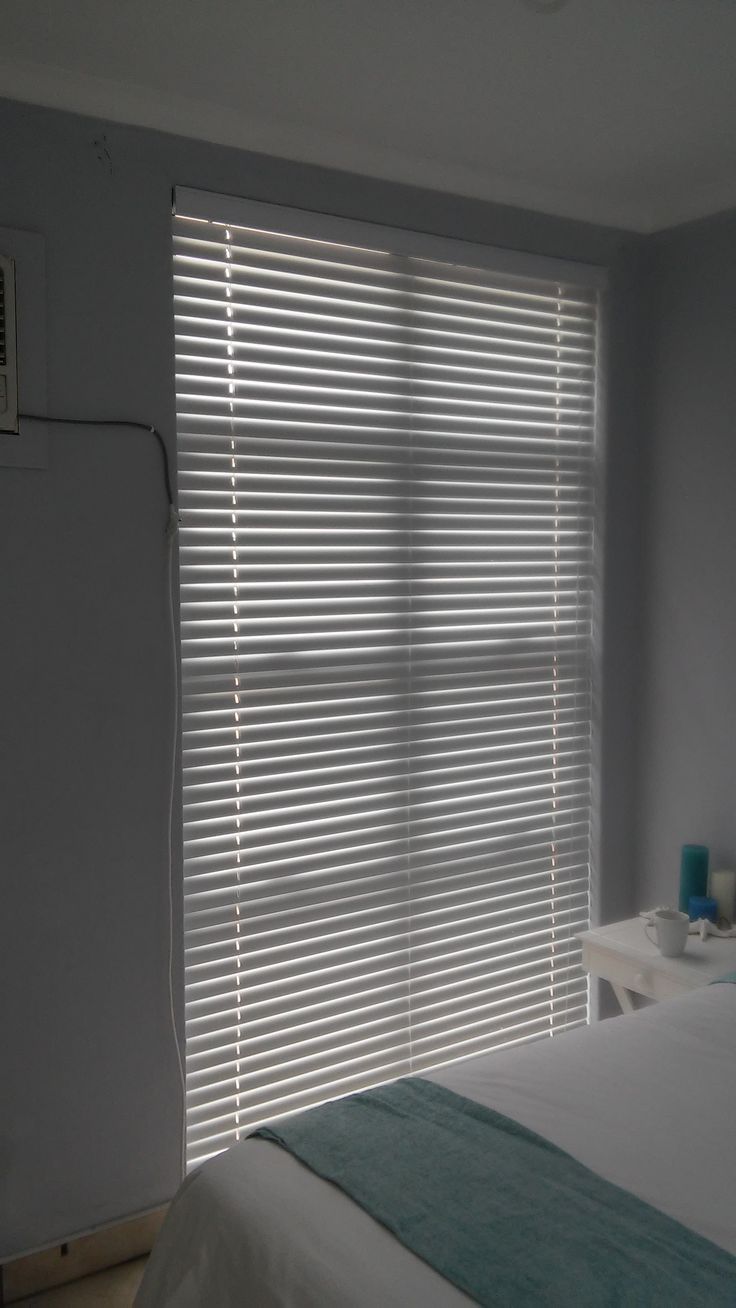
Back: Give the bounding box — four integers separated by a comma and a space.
174, 187, 609, 292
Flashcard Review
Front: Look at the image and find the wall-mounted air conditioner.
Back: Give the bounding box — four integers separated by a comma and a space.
0, 253, 19, 433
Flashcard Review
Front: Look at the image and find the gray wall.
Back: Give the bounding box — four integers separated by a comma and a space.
0, 95, 647, 1257
596, 244, 653, 932
636, 211, 736, 908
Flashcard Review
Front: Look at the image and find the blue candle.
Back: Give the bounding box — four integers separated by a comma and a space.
688, 895, 718, 923
679, 844, 709, 913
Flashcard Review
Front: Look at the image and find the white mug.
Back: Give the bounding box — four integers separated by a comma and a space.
644, 908, 689, 958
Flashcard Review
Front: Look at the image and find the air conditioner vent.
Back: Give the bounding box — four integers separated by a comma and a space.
0, 253, 19, 433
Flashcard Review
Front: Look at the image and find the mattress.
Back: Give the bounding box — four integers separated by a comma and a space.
137, 984, 736, 1307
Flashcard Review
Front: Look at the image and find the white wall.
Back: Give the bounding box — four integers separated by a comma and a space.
636, 211, 736, 908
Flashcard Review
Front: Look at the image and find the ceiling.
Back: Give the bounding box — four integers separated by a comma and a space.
0, 0, 735, 232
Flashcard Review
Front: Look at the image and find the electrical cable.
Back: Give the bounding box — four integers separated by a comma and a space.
18, 413, 175, 512
167, 526, 188, 1177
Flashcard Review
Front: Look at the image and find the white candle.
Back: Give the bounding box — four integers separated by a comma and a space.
708, 869, 736, 925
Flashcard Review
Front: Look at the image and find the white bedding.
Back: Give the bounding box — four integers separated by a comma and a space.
137, 985, 736, 1307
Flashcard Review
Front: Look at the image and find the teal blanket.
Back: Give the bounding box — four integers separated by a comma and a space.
255, 1077, 735, 1306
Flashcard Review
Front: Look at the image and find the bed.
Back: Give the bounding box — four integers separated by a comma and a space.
137, 982, 736, 1306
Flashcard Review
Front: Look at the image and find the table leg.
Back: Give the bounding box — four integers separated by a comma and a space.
610, 983, 637, 1015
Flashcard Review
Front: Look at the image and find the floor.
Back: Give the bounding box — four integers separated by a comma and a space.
15, 1258, 147, 1307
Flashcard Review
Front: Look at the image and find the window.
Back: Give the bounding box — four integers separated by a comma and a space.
173, 188, 600, 1167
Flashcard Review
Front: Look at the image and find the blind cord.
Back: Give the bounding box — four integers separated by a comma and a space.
18, 413, 176, 516
19, 409, 186, 1171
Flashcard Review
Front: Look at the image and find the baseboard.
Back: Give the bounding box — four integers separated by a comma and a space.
1, 1207, 167, 1303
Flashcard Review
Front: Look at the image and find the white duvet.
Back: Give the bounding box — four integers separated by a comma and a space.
137, 984, 736, 1307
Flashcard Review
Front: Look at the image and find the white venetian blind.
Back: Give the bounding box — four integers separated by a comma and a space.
173, 189, 600, 1167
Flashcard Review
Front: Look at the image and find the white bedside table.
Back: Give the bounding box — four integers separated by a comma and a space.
578, 916, 736, 1015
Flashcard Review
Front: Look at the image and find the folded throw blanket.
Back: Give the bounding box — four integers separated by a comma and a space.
255, 1077, 735, 1307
